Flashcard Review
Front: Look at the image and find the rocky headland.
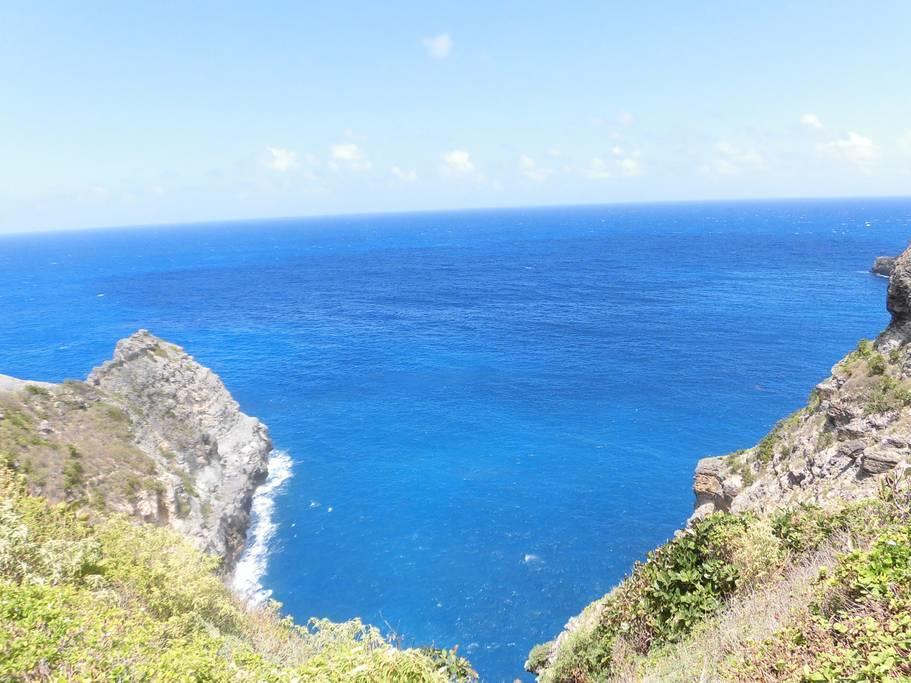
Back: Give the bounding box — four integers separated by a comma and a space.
0, 329, 270, 570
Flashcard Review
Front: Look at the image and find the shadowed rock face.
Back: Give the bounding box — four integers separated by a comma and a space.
87, 330, 271, 570
872, 255, 896, 278
692, 245, 911, 519
886, 249, 911, 326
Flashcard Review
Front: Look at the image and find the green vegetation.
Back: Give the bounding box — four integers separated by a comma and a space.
865, 375, 911, 415
725, 521, 911, 682
0, 467, 475, 681
530, 489, 910, 682
533, 514, 782, 681
755, 409, 804, 465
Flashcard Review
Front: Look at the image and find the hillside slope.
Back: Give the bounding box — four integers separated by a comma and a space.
528, 245, 911, 682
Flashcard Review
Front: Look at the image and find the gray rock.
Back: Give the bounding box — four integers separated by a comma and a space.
861, 449, 903, 475
88, 330, 271, 571
872, 255, 896, 277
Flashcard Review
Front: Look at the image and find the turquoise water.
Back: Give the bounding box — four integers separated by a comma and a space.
1, 199, 909, 681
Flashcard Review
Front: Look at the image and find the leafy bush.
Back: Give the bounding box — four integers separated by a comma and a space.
867, 353, 887, 375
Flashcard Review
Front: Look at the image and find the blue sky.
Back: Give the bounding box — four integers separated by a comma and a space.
1, 1, 909, 232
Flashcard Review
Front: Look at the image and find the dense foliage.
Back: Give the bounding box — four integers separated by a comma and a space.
0, 467, 476, 682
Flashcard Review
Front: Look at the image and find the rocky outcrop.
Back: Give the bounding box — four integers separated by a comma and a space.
0, 331, 270, 573
872, 255, 896, 278
86, 330, 270, 569
692, 246, 911, 520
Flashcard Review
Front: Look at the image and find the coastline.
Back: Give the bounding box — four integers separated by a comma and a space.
231, 450, 294, 605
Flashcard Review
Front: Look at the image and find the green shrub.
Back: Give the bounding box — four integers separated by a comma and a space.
62, 458, 84, 493
865, 375, 911, 414
526, 641, 553, 672
540, 514, 783, 681
867, 353, 887, 375
23, 385, 50, 397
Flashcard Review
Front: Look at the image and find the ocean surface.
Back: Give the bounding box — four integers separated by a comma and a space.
1, 198, 909, 681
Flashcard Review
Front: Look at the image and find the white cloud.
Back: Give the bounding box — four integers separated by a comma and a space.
817, 132, 878, 173
391, 165, 417, 182
585, 148, 644, 180
518, 154, 549, 181
800, 113, 823, 130
330, 143, 371, 171
441, 149, 475, 174
422, 33, 452, 59
264, 146, 298, 172
616, 111, 635, 126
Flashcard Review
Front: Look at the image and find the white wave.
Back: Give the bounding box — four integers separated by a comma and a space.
231, 450, 293, 606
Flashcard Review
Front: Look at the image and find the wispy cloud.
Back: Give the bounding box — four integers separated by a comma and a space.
585, 148, 643, 180
422, 33, 452, 59
391, 165, 417, 182
264, 146, 298, 172
612, 146, 643, 177
817, 132, 878, 173
800, 113, 823, 130
330, 143, 370, 171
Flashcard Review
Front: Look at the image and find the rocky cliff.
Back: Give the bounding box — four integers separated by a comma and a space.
872, 254, 896, 277
0, 330, 270, 571
693, 246, 911, 519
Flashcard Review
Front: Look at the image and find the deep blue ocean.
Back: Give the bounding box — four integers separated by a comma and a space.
1, 199, 909, 681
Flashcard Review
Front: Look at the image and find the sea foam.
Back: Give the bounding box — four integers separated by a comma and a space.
231, 450, 293, 605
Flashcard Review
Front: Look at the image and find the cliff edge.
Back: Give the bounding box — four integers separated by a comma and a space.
693, 245, 911, 519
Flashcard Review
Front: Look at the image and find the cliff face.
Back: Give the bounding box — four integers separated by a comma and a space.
87, 330, 271, 568
693, 246, 911, 519
0, 330, 270, 571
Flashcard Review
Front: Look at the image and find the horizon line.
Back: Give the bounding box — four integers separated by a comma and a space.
2, 192, 910, 238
